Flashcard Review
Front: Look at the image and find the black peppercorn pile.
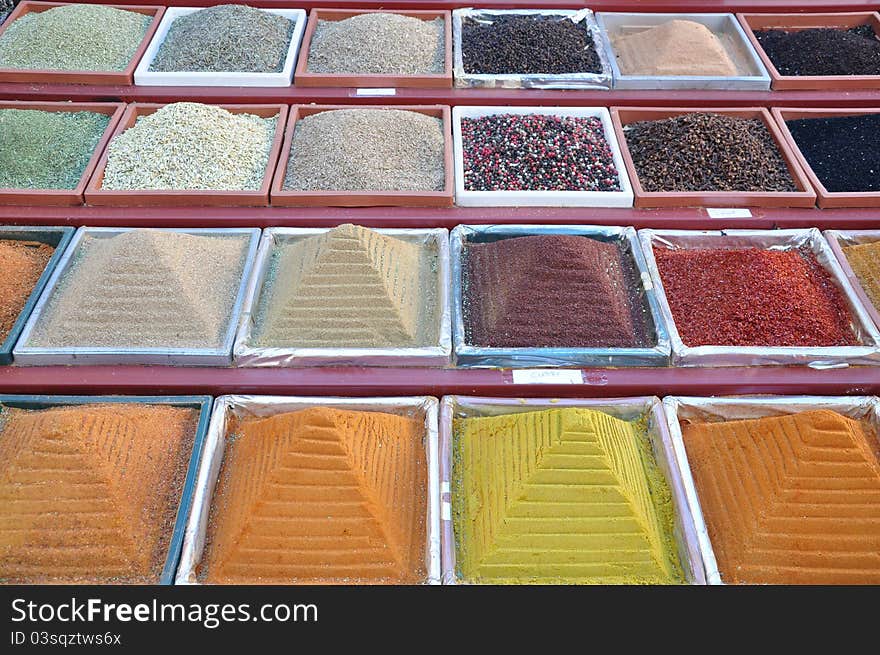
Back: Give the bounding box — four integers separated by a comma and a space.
461, 15, 602, 75
623, 112, 798, 193
755, 26, 880, 76
461, 114, 621, 192
786, 113, 880, 193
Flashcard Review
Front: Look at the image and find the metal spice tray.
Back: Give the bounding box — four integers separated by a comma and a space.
451, 224, 670, 368
176, 395, 441, 585
234, 226, 451, 368
439, 395, 706, 585
639, 228, 880, 367
134, 7, 308, 87
0, 393, 213, 585
825, 229, 880, 333
595, 12, 770, 90
13, 226, 261, 367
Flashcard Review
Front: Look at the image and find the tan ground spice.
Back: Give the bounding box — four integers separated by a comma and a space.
0, 240, 53, 343
612, 20, 738, 76
843, 241, 880, 312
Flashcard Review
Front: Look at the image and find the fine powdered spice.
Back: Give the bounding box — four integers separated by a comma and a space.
307, 13, 444, 75
284, 109, 445, 192
624, 112, 797, 192
150, 5, 293, 73
463, 235, 651, 348
682, 410, 880, 584
0, 4, 150, 71
27, 229, 248, 349
786, 114, 880, 193
453, 407, 685, 584
202, 407, 427, 584
461, 14, 602, 75
612, 20, 738, 76
102, 103, 276, 191
461, 114, 621, 192
0, 403, 199, 584
654, 246, 857, 347
842, 240, 880, 312
0, 240, 53, 342
0, 109, 110, 190
755, 25, 880, 77
253, 224, 438, 348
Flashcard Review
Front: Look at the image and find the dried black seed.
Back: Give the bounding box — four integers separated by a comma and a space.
755, 25, 880, 76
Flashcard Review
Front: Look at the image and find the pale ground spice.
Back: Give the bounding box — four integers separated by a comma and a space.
0, 240, 53, 342
612, 20, 738, 76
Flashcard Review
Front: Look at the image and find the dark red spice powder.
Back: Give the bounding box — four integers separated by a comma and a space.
0, 239, 54, 342
653, 246, 857, 347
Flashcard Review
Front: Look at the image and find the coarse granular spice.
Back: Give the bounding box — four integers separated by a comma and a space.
461, 14, 602, 75
842, 240, 880, 312
307, 13, 444, 75
785, 114, 880, 193
149, 5, 293, 73
463, 235, 651, 348
0, 109, 110, 190
102, 103, 276, 191
283, 109, 445, 192
0, 239, 53, 342
0, 4, 150, 71
624, 112, 797, 193
653, 246, 857, 347
755, 25, 880, 77
462, 114, 621, 192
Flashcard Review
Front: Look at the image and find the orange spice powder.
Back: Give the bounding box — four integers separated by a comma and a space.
0, 240, 54, 342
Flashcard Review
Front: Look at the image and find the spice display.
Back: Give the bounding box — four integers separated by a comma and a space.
463, 235, 651, 348
842, 241, 880, 311
0, 108, 110, 190
0, 403, 199, 583
27, 229, 248, 349
785, 114, 880, 193
102, 103, 275, 191
0, 4, 150, 71
0, 0, 14, 25
307, 13, 444, 75
202, 407, 427, 584
253, 224, 438, 349
682, 410, 880, 584
460, 14, 602, 75
453, 407, 685, 584
150, 5, 293, 73
461, 114, 621, 192
612, 20, 738, 76
654, 246, 857, 347
283, 109, 444, 192
624, 112, 797, 192
0, 240, 53, 342
754, 26, 880, 76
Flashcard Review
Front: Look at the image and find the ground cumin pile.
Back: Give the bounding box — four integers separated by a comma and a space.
842, 241, 880, 312
0, 240, 53, 342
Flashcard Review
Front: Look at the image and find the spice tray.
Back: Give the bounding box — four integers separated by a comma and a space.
234, 227, 451, 367
13, 226, 261, 366
84, 103, 288, 207
639, 228, 880, 367
0, 393, 213, 584
439, 395, 705, 585
451, 224, 669, 367
134, 7, 307, 87
738, 12, 880, 91
662, 394, 880, 585
453, 106, 633, 207
176, 394, 441, 585
271, 104, 454, 207
451, 8, 612, 90
0, 1, 164, 85
772, 107, 880, 209
595, 12, 770, 90
611, 106, 816, 208
0, 101, 125, 206
825, 230, 880, 334
295, 9, 453, 88
0, 226, 73, 365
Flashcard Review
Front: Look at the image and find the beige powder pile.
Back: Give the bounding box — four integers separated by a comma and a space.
613, 20, 738, 76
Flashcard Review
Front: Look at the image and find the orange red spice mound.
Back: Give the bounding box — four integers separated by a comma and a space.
0, 240, 53, 342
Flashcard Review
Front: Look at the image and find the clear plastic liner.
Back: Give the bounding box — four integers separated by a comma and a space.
824, 229, 880, 334
176, 395, 441, 585
639, 228, 880, 367
451, 224, 671, 368
452, 8, 613, 89
439, 395, 706, 585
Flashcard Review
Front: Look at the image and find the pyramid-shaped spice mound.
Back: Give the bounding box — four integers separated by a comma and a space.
0, 403, 198, 583
682, 409, 880, 584
613, 20, 738, 77
453, 407, 684, 584
203, 407, 427, 584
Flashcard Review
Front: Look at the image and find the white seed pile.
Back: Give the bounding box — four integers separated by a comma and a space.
102, 103, 276, 191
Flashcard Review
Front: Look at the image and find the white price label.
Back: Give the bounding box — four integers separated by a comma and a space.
355, 88, 397, 96
706, 208, 753, 219
441, 502, 452, 521
511, 369, 585, 385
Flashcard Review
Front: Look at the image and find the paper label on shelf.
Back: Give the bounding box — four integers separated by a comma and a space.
511, 369, 585, 385
355, 88, 397, 96
706, 208, 752, 219
441, 501, 452, 521
440, 482, 450, 495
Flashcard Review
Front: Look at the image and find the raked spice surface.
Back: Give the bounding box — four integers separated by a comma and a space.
755, 26, 880, 77
0, 239, 53, 342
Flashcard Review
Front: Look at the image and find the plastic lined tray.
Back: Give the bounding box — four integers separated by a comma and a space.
825, 229, 880, 334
